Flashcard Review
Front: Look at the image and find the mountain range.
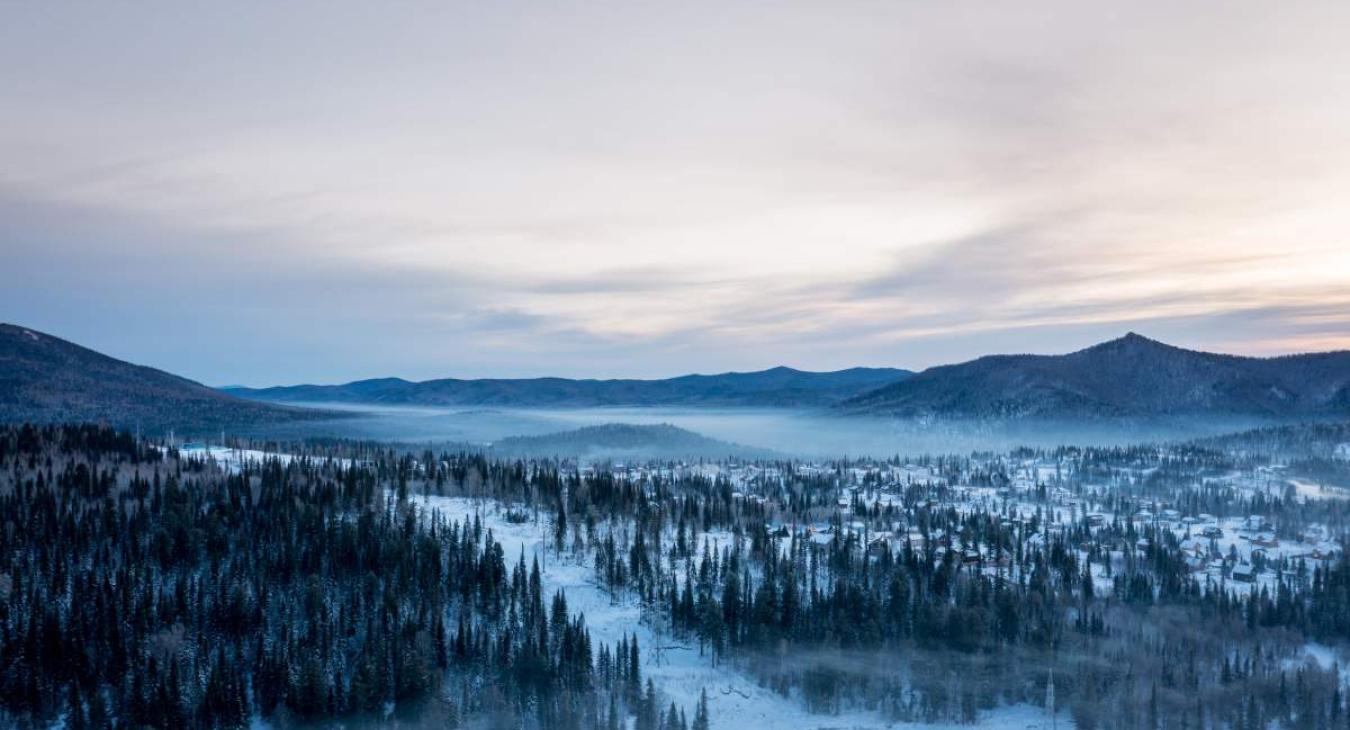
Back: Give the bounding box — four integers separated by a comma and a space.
839, 333, 1350, 418
3, 323, 1348, 432
223, 366, 912, 408
0, 324, 327, 434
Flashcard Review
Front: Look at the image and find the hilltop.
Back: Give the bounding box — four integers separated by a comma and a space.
841, 333, 1350, 418
0, 323, 330, 434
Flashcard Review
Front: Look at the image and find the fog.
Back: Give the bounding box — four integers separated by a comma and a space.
245, 403, 1281, 457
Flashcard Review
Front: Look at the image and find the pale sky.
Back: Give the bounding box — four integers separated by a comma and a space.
2, 1, 1348, 385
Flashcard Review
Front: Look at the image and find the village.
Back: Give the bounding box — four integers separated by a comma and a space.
582, 448, 1346, 602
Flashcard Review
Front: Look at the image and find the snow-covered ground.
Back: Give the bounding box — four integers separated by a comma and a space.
1287, 478, 1350, 501
169, 445, 351, 474
410, 494, 1064, 730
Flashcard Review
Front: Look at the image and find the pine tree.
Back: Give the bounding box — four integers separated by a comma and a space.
693, 688, 710, 730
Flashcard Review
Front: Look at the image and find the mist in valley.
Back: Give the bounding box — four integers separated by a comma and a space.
241, 401, 1286, 458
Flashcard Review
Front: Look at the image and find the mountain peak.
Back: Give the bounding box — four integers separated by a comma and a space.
1113, 331, 1161, 346
841, 332, 1350, 418
1082, 332, 1175, 354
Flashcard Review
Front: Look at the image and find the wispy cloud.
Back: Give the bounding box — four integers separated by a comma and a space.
2, 1, 1348, 383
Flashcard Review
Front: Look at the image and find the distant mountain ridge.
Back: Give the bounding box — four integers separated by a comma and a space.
0, 323, 329, 434
8, 321, 1346, 433
840, 333, 1350, 418
225, 365, 912, 408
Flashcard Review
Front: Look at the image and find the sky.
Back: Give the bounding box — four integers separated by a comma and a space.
2, 1, 1348, 386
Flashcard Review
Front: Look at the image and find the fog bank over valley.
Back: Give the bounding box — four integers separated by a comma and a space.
243, 402, 1287, 457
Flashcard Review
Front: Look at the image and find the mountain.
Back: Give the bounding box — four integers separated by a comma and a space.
0, 323, 330, 434
225, 365, 911, 409
840, 333, 1350, 418
490, 423, 776, 460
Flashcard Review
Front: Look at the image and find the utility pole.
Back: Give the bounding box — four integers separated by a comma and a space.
1046, 668, 1056, 730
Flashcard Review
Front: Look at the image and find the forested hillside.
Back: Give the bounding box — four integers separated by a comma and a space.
0, 425, 703, 730
226, 366, 911, 409
4, 423, 1350, 729
491, 423, 776, 460
843, 333, 1350, 418
0, 325, 328, 434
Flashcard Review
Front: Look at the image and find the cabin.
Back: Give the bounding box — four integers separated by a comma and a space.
1301, 525, 1330, 543
1311, 547, 1340, 561
1231, 563, 1257, 583
868, 535, 894, 556
995, 549, 1013, 568
1179, 538, 1207, 559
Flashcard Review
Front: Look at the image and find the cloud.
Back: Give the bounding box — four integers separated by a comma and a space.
2, 1, 1348, 382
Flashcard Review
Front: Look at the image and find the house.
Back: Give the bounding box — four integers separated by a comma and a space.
995, 549, 1013, 568
1231, 563, 1257, 583
1301, 525, 1330, 543
867, 535, 893, 556
1179, 538, 1207, 559
1311, 547, 1340, 561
